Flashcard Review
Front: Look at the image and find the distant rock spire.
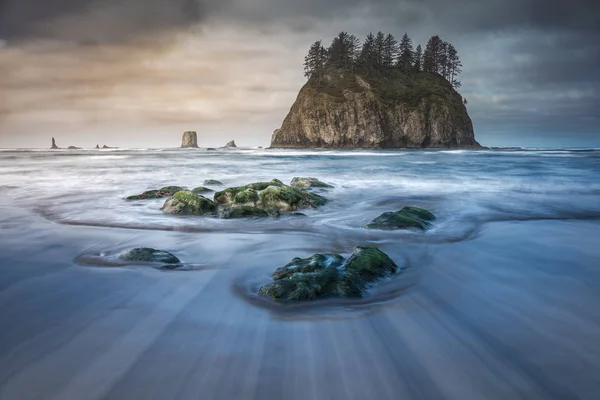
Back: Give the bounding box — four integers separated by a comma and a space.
181, 131, 199, 148
51, 137, 59, 149
224, 140, 237, 148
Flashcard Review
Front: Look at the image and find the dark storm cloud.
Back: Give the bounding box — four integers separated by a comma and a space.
0, 0, 208, 43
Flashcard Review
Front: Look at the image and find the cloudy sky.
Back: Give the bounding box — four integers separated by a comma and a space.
0, 0, 598, 148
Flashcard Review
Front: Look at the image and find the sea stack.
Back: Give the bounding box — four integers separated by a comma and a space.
181, 131, 199, 148
51, 137, 59, 149
224, 140, 237, 148
270, 69, 480, 149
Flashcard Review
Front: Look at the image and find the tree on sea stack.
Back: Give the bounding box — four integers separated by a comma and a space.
413, 44, 423, 71
270, 29, 478, 149
398, 33, 414, 70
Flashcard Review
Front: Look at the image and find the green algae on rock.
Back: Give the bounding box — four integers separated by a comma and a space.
290, 177, 333, 189
126, 186, 185, 200
365, 206, 436, 230
259, 246, 399, 303
219, 206, 269, 219
119, 248, 181, 266
161, 191, 218, 216
204, 179, 223, 185
213, 179, 284, 205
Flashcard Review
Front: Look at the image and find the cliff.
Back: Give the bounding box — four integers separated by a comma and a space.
270, 69, 480, 149
181, 131, 198, 148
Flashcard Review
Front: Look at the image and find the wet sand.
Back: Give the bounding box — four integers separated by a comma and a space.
1, 214, 599, 400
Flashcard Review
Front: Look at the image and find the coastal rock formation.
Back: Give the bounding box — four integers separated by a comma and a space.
119, 248, 181, 266
213, 179, 328, 212
67, 146, 82, 150
365, 206, 436, 230
181, 131, 199, 148
51, 137, 59, 149
161, 191, 218, 216
290, 177, 333, 189
270, 69, 480, 149
126, 186, 185, 200
259, 246, 400, 303
224, 140, 237, 148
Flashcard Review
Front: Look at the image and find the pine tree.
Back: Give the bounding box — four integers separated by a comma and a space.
382, 34, 399, 67
374, 31, 386, 67
439, 41, 449, 78
358, 32, 377, 70
303, 40, 327, 79
423, 35, 443, 73
326, 32, 360, 71
397, 33, 414, 70
413, 44, 423, 71
446, 43, 463, 89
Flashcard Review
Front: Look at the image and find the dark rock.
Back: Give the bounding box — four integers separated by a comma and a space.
203, 179, 223, 185
259, 246, 399, 303
126, 186, 184, 200
95, 144, 100, 149
192, 186, 214, 194
119, 248, 181, 266
365, 206, 436, 230
219, 206, 269, 219
161, 191, 218, 216
206, 148, 217, 151
181, 131, 199, 148
51, 137, 59, 149
224, 140, 237, 148
67, 146, 82, 149
290, 177, 333, 189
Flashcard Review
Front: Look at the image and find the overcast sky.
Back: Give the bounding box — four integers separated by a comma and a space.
0, 0, 598, 148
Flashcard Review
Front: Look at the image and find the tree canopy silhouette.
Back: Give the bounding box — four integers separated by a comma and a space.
303, 32, 464, 90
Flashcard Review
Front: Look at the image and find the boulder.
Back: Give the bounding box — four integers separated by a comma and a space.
119, 248, 181, 266
214, 179, 326, 212
192, 186, 214, 194
290, 177, 333, 189
204, 179, 223, 185
181, 131, 199, 148
364, 206, 436, 230
67, 146, 82, 149
224, 140, 237, 148
219, 206, 269, 219
161, 191, 218, 216
259, 246, 399, 303
126, 186, 184, 200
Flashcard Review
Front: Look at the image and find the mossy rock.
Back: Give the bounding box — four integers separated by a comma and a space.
259, 246, 399, 303
290, 177, 333, 189
219, 206, 269, 219
204, 179, 223, 185
126, 186, 184, 200
233, 188, 259, 204
365, 206, 436, 230
161, 191, 218, 216
259, 185, 305, 211
214, 179, 284, 205
342, 246, 398, 285
192, 186, 214, 194
272, 254, 345, 280
119, 248, 181, 266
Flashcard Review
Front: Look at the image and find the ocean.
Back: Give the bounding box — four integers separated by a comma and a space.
0, 147, 599, 399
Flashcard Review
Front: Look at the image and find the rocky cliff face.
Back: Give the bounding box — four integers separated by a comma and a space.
271, 70, 480, 149
181, 131, 198, 148
51, 137, 59, 149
